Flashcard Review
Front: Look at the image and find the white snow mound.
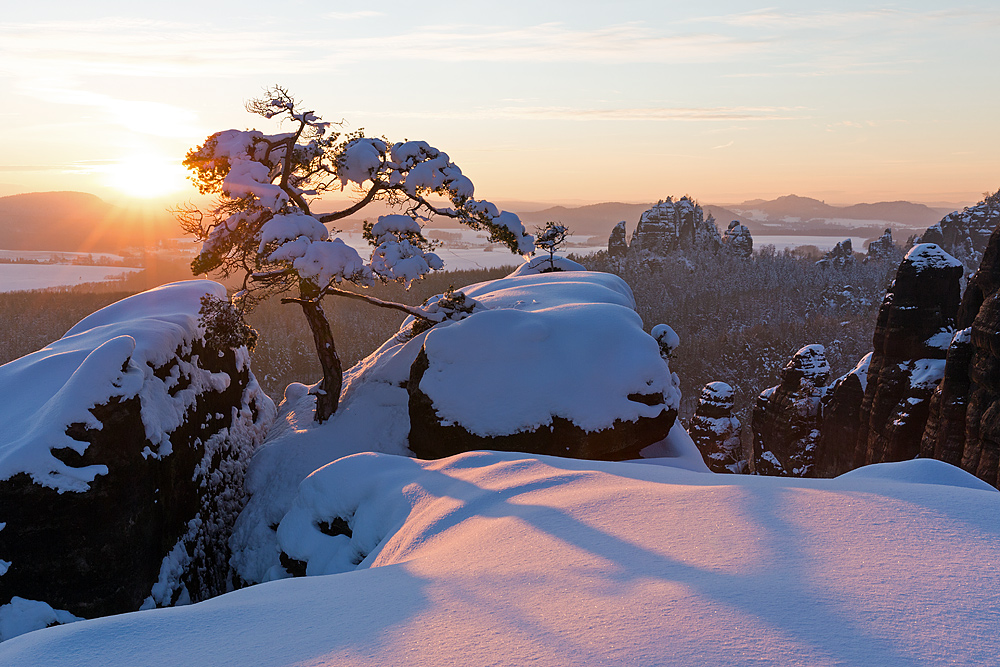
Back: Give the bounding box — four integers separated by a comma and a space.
5, 451, 1000, 666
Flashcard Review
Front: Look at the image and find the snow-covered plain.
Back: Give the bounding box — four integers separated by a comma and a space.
2, 452, 998, 666
0, 264, 142, 292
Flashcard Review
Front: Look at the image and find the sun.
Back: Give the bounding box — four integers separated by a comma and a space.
103, 154, 190, 199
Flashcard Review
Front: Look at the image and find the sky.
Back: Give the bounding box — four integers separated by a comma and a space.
0, 1, 997, 208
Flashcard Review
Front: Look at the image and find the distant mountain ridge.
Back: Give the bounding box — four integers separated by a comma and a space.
0, 191, 177, 253
731, 194, 951, 227
516, 195, 960, 238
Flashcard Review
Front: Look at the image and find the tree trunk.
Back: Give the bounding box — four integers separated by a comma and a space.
297, 293, 342, 423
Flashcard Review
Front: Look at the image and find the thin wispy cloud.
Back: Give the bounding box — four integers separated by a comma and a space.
324, 11, 384, 20
356, 106, 806, 122
712, 141, 735, 150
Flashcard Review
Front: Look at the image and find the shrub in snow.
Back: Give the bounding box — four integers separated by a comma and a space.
178, 86, 533, 422
0, 281, 274, 629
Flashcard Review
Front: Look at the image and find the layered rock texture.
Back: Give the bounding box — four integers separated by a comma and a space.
751, 344, 830, 476
0, 281, 274, 625
865, 228, 899, 263
853, 244, 962, 467
722, 220, 753, 258
626, 196, 722, 258
920, 190, 1000, 268
816, 239, 855, 269
688, 382, 744, 473
921, 222, 1000, 487
608, 221, 628, 258
814, 353, 871, 477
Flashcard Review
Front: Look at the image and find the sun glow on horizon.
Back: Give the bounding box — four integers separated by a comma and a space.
103, 155, 190, 200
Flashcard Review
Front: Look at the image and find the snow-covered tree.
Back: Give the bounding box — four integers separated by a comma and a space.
177, 87, 534, 421
533, 222, 569, 272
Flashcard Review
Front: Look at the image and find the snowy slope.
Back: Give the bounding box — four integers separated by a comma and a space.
3, 452, 998, 666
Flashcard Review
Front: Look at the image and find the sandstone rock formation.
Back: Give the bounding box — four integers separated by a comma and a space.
722, 220, 753, 258
751, 344, 830, 476
814, 353, 870, 477
608, 221, 628, 258
816, 239, 855, 269
688, 382, 744, 473
0, 282, 274, 625
865, 228, 899, 263
854, 244, 962, 467
920, 189, 1000, 268
921, 221, 1000, 487
628, 196, 721, 258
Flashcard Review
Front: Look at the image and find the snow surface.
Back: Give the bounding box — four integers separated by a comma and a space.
904, 243, 963, 270
231, 267, 678, 584
0, 264, 143, 293
0, 280, 229, 491
4, 451, 1000, 666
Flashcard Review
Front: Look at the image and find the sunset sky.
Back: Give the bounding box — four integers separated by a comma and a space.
0, 1, 997, 208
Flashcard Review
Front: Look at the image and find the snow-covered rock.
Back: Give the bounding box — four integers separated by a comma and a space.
687, 382, 744, 473
0, 281, 274, 628
721, 220, 753, 258
407, 270, 680, 461
865, 228, 900, 263
751, 344, 830, 477
854, 243, 962, 468
607, 220, 628, 258
628, 196, 722, 258
5, 450, 1000, 666
919, 189, 1000, 269
231, 269, 682, 583
816, 238, 855, 269
922, 221, 1000, 487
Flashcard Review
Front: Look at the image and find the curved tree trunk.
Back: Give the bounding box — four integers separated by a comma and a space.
296, 288, 342, 423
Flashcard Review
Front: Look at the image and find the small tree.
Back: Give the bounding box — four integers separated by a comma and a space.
533, 222, 568, 271
177, 87, 534, 421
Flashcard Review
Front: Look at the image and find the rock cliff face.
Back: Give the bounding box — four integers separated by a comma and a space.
688, 382, 744, 473
816, 239, 855, 269
0, 282, 274, 624
920, 190, 999, 268
751, 344, 830, 477
722, 220, 753, 258
628, 196, 721, 258
814, 353, 870, 477
865, 229, 899, 263
608, 221, 628, 258
854, 244, 962, 467
921, 221, 1000, 486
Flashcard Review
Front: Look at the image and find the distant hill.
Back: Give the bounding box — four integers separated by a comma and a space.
730, 194, 952, 228
0, 191, 178, 253
515, 195, 959, 240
